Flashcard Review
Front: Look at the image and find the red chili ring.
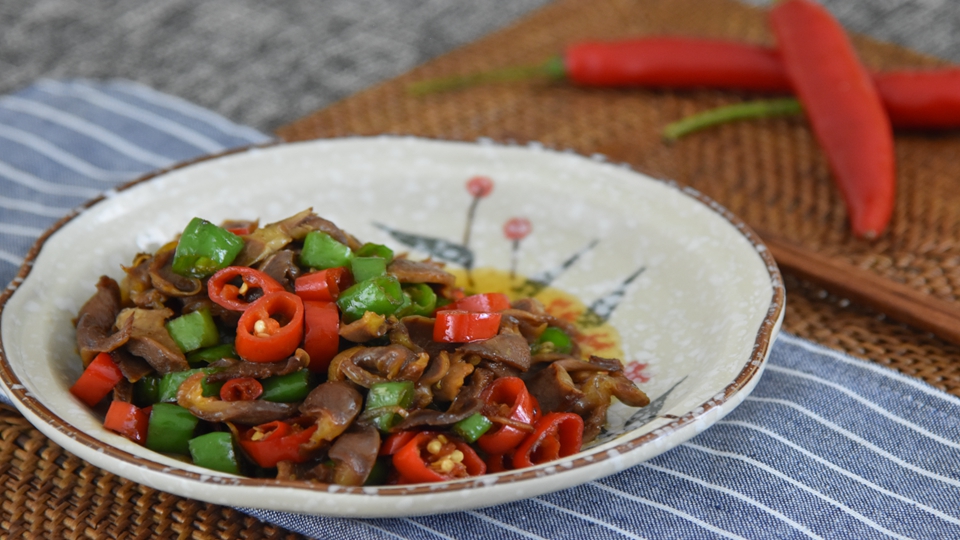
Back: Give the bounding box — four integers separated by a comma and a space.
476, 377, 540, 455
235, 291, 304, 362
219, 377, 264, 401
208, 266, 285, 311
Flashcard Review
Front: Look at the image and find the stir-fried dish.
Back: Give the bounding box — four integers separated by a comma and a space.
71, 210, 650, 485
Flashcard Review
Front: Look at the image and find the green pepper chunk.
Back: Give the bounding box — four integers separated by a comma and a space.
166, 308, 220, 353
187, 343, 237, 365
535, 327, 573, 355
188, 431, 241, 475
370, 412, 403, 433
364, 457, 391, 486
453, 412, 493, 443
366, 380, 415, 432
367, 381, 415, 409
300, 231, 354, 270
356, 242, 394, 261
399, 283, 437, 317
133, 375, 161, 407
260, 370, 311, 403
171, 217, 244, 278
337, 275, 410, 323
350, 256, 388, 283
159, 369, 201, 403
146, 403, 199, 455
159, 368, 220, 402
201, 374, 225, 398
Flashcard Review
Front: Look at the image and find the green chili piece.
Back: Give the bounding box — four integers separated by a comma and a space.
146, 403, 199, 454
350, 256, 388, 283
535, 327, 573, 355
188, 431, 241, 475
453, 412, 493, 443
201, 373, 225, 398
133, 375, 161, 407
166, 308, 220, 353
337, 275, 410, 323
260, 370, 311, 403
370, 414, 398, 432
300, 231, 354, 270
159, 369, 201, 402
364, 457, 391, 486
159, 368, 219, 402
366, 380, 415, 432
399, 283, 437, 317
356, 242, 394, 261
367, 381, 416, 409
187, 343, 237, 365
371, 414, 401, 433
171, 217, 244, 278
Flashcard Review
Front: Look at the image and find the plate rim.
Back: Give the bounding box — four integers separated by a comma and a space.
0, 136, 785, 500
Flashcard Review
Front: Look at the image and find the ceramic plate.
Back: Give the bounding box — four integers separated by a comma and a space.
0, 137, 783, 517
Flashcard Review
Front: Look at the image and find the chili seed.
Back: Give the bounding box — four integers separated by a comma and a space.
254, 320, 267, 335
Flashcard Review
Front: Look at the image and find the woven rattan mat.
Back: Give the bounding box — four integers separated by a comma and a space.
5, 0, 960, 538
277, 0, 960, 394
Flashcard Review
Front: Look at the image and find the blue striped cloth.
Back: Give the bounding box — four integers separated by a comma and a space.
1, 80, 958, 540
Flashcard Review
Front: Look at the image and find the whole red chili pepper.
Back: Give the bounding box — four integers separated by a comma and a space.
208, 266, 285, 311
412, 37, 960, 131
770, 0, 895, 239
512, 412, 584, 469
410, 38, 791, 95
235, 291, 304, 362
562, 38, 960, 129
476, 377, 540, 455
564, 38, 790, 91
872, 70, 960, 129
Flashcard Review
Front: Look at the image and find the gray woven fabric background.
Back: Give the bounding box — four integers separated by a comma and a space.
0, 0, 549, 131
2, 0, 958, 133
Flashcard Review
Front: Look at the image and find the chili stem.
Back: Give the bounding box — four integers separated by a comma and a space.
662, 98, 803, 141
408, 57, 566, 95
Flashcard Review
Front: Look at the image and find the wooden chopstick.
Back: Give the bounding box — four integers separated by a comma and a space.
759, 232, 960, 346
